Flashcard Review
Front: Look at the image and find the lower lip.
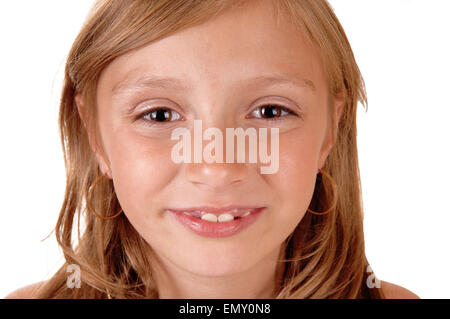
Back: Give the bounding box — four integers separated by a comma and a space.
166, 208, 265, 238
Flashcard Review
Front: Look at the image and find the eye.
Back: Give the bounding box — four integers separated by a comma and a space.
249, 104, 297, 120
139, 107, 182, 124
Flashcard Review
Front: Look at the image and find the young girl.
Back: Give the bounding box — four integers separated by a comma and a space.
7, 0, 418, 299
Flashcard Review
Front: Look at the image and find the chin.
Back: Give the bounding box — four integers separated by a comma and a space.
178, 245, 256, 277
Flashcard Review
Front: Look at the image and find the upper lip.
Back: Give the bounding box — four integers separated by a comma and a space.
166, 205, 264, 217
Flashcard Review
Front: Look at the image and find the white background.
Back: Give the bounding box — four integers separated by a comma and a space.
1, 1, 449, 298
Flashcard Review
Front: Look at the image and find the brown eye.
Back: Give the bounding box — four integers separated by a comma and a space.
250, 104, 294, 120
142, 108, 181, 123
261, 105, 282, 118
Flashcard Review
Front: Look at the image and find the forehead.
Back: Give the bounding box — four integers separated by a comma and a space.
99, 0, 325, 96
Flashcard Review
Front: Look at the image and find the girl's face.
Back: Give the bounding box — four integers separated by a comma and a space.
86, 1, 342, 280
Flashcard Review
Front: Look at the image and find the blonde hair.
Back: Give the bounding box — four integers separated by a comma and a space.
36, 0, 384, 298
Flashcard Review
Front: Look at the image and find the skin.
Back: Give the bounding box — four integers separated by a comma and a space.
5, 0, 420, 301
77, 0, 344, 298
4, 280, 419, 299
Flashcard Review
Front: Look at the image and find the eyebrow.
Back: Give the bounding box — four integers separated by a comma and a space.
111, 73, 316, 95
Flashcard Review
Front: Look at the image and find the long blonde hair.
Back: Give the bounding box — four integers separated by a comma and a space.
37, 0, 384, 298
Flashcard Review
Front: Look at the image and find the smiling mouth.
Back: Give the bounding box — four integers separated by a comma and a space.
166, 206, 262, 222
166, 206, 266, 238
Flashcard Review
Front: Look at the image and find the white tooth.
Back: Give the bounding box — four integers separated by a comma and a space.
241, 211, 251, 217
218, 213, 234, 222
201, 213, 218, 222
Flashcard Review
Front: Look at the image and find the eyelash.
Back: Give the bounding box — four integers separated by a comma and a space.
136, 104, 299, 126
248, 104, 298, 120
139, 107, 182, 124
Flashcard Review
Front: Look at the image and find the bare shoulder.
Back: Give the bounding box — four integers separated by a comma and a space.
380, 280, 420, 299
4, 281, 47, 299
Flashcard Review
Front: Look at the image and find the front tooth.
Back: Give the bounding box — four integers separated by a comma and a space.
218, 213, 234, 222
201, 213, 218, 222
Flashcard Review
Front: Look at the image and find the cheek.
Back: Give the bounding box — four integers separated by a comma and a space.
265, 127, 322, 228
106, 130, 177, 218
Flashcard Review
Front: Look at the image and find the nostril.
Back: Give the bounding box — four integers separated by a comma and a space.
190, 179, 241, 187
191, 181, 206, 186
186, 162, 248, 191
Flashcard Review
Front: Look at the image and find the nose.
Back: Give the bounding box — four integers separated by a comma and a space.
186, 161, 248, 193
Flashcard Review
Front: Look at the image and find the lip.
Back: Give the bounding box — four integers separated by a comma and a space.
167, 205, 262, 217
166, 206, 266, 238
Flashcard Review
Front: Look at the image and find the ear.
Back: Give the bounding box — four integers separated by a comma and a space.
75, 93, 112, 178
317, 91, 345, 171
